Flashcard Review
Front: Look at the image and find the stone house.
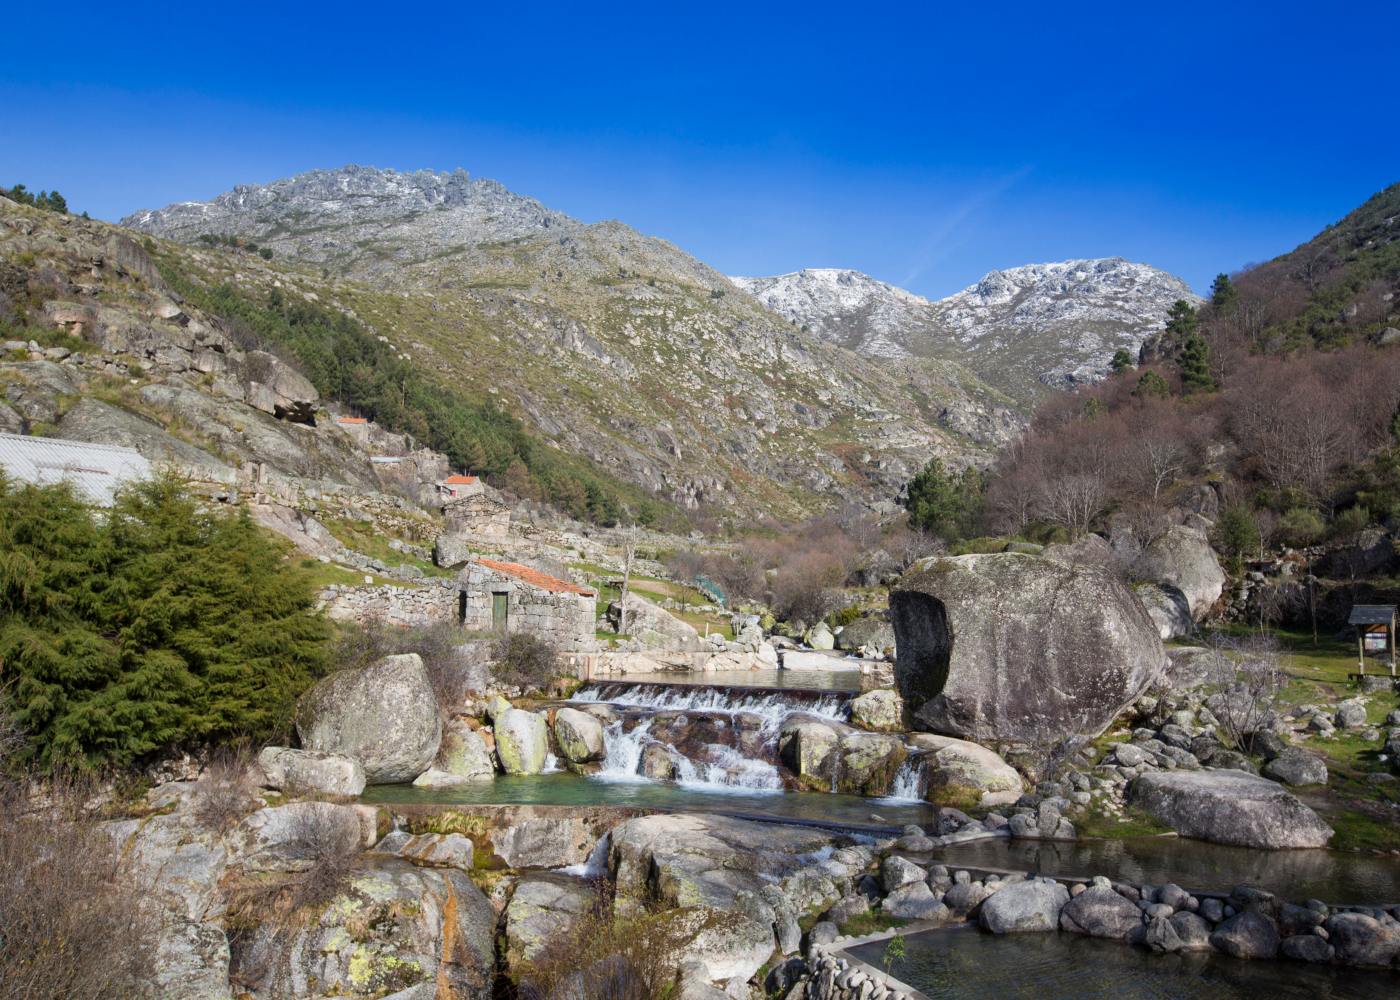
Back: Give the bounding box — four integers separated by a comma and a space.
458, 558, 597, 653
438, 473, 483, 500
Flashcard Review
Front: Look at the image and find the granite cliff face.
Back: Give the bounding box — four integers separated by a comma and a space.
122, 167, 1022, 517
734, 259, 1201, 402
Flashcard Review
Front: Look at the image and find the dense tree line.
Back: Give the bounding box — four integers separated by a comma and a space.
159, 263, 669, 527
2, 183, 69, 214
0, 474, 329, 770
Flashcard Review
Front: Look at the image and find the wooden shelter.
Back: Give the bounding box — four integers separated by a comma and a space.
1348, 604, 1397, 676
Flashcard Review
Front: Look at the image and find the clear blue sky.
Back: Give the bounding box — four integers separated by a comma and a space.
2, 1, 1396, 298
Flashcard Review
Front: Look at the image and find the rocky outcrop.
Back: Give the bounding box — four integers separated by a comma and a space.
296, 653, 441, 784
1136, 525, 1225, 622
890, 553, 1167, 742
778, 716, 842, 788
611, 592, 702, 650
230, 856, 496, 998
1128, 770, 1333, 849
422, 720, 496, 784
495, 708, 550, 775
257, 746, 366, 797
832, 733, 905, 796
1058, 885, 1143, 940
907, 733, 1021, 807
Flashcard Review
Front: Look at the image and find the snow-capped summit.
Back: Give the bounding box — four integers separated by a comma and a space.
734, 257, 1200, 400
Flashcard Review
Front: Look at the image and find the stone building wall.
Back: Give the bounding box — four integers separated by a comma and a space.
318, 580, 460, 627
459, 562, 597, 653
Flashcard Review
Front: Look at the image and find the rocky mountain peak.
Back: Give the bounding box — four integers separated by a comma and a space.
122, 165, 577, 254
735, 257, 1200, 401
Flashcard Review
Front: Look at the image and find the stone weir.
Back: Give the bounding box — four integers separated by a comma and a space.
568, 681, 856, 791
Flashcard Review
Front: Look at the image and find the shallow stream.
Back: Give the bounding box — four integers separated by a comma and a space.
848, 925, 1398, 998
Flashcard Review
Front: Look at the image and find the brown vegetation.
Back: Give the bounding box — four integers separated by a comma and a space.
0, 708, 161, 1000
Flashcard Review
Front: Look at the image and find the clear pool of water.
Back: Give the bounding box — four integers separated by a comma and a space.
359, 773, 936, 828
848, 926, 1398, 998
933, 836, 1400, 906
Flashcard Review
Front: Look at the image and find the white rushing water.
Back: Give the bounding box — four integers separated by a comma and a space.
557, 831, 612, 878
592, 718, 783, 792
880, 756, 926, 803
570, 683, 851, 730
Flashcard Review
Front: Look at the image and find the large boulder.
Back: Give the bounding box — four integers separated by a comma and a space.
611, 592, 702, 650
907, 733, 1022, 808
1137, 583, 1193, 640
890, 553, 1167, 742
1136, 525, 1225, 622
553, 707, 606, 763
1058, 885, 1144, 940
257, 746, 366, 797
296, 653, 441, 784
1209, 911, 1280, 960
1128, 770, 1333, 849
777, 716, 841, 788
805, 622, 836, 650
837, 617, 896, 655
429, 720, 496, 783
832, 733, 906, 796
1261, 747, 1328, 787
978, 878, 1070, 934
495, 709, 549, 775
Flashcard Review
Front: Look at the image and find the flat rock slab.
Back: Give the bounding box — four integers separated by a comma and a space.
1129, 769, 1333, 849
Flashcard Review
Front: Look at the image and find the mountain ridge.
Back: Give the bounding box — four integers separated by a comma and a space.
734, 258, 1201, 401
120, 166, 1023, 520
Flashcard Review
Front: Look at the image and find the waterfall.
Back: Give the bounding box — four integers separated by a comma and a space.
542, 753, 563, 774
558, 831, 612, 878
592, 718, 782, 792
881, 757, 926, 803
571, 682, 851, 730
595, 719, 653, 784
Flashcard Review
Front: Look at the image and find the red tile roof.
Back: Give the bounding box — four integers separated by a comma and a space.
336, 416, 368, 424
477, 558, 595, 596
443, 474, 479, 485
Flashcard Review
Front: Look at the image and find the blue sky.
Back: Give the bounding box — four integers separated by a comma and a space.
2, 2, 1396, 298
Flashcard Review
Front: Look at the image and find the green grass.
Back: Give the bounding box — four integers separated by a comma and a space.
320, 516, 455, 579
1074, 805, 1174, 840
297, 558, 399, 589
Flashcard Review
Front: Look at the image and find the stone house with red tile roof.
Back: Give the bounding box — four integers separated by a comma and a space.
437, 473, 483, 499
457, 557, 597, 653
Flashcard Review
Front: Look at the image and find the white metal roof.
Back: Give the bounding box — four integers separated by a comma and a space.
0, 432, 152, 506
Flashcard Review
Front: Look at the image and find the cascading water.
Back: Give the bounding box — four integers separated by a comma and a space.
881, 756, 927, 803
592, 717, 784, 792
558, 831, 612, 878
571, 682, 851, 730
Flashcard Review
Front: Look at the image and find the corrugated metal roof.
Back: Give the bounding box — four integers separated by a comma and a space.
1349, 604, 1397, 625
0, 432, 152, 506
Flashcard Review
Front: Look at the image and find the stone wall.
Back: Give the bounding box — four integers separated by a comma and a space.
319, 580, 459, 627
806, 947, 922, 1000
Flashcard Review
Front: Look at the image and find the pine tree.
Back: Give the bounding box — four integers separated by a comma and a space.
1178, 333, 1217, 393
1210, 273, 1237, 312
903, 458, 979, 539
1109, 348, 1134, 374
1164, 299, 1199, 340
0, 473, 329, 770
1133, 370, 1170, 399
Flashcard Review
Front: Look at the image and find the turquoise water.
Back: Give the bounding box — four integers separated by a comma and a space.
932, 836, 1400, 907
849, 926, 1397, 998
359, 773, 936, 828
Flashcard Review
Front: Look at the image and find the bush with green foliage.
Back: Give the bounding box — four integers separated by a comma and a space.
902, 458, 982, 540
1132, 369, 1170, 399
1109, 348, 1134, 374
1276, 507, 1326, 549
158, 262, 665, 528
0, 473, 329, 770
1212, 505, 1261, 560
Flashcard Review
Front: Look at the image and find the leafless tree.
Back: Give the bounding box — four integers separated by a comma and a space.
1205, 632, 1285, 754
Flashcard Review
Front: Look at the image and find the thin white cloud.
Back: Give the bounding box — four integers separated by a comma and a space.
898, 165, 1033, 289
